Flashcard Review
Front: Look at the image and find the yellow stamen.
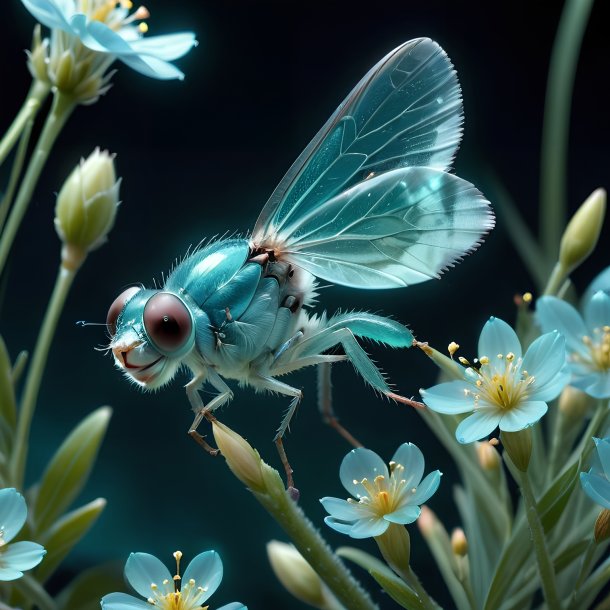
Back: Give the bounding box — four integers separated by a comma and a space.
448, 341, 460, 356
138, 22, 149, 33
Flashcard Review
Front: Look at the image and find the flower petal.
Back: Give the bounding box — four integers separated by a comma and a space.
0, 541, 45, 571
182, 550, 223, 604
348, 517, 389, 539
101, 592, 151, 610
580, 472, 610, 510
581, 372, 610, 399
420, 381, 474, 415
130, 33, 198, 61
410, 470, 442, 505
478, 317, 521, 361
499, 401, 548, 432
320, 497, 371, 521
536, 297, 589, 356
217, 604, 247, 610
583, 266, 610, 304
20, 0, 74, 32
456, 409, 501, 444
522, 331, 566, 387
124, 553, 172, 598
0, 566, 25, 581
529, 367, 571, 402
340, 448, 388, 498
324, 517, 356, 536
391, 443, 425, 488
584, 291, 610, 331
384, 505, 421, 524
594, 437, 610, 479
0, 488, 27, 543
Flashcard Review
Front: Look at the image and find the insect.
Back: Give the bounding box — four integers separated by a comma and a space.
107, 38, 494, 489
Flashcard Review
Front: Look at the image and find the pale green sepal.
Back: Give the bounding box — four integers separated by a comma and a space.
36, 497, 106, 582
0, 335, 17, 428
336, 546, 422, 609
55, 561, 126, 610
417, 342, 463, 381
32, 406, 111, 533
369, 568, 424, 610
538, 460, 580, 533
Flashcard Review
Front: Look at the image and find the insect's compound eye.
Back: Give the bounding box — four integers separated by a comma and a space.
107, 286, 142, 337
143, 293, 192, 354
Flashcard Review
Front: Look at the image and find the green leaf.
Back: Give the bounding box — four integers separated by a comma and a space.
336, 546, 393, 576
539, 460, 580, 533
554, 540, 590, 574
0, 335, 17, 428
36, 498, 106, 583
369, 568, 424, 610
55, 561, 126, 610
32, 406, 111, 534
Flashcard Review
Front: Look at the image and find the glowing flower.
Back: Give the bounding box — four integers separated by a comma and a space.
320, 443, 441, 539
101, 550, 246, 610
420, 317, 569, 444
580, 437, 610, 510
0, 488, 46, 581
538, 291, 610, 398
21, 0, 197, 81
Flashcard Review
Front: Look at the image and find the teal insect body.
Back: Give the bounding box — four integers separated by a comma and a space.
107, 38, 494, 471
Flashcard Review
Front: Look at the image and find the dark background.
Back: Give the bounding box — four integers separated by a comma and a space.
1, 0, 609, 607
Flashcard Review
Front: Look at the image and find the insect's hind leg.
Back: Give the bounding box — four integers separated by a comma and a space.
317, 362, 363, 448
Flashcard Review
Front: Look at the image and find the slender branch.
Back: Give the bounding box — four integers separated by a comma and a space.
539, 0, 595, 261
403, 565, 440, 610
12, 574, 56, 610
0, 92, 75, 276
519, 471, 562, 609
10, 265, 77, 487
0, 80, 50, 167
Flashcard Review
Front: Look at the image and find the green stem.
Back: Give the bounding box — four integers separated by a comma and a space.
575, 538, 598, 590
0, 80, 50, 167
539, 0, 595, 262
252, 469, 378, 610
12, 574, 56, 610
0, 92, 75, 276
0, 116, 34, 232
543, 262, 569, 296
403, 566, 440, 610
569, 400, 609, 466
519, 471, 562, 609
10, 264, 78, 488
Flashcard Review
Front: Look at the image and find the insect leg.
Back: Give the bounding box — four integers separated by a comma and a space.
251, 375, 303, 490
317, 362, 363, 448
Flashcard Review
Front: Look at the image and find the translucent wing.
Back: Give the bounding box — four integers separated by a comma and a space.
251, 38, 493, 289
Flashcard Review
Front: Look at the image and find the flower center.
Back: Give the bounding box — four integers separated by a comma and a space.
80, 0, 150, 33
350, 463, 409, 517
581, 327, 610, 371
467, 353, 535, 411
145, 552, 207, 610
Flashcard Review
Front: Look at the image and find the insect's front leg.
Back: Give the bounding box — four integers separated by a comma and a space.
187, 367, 234, 454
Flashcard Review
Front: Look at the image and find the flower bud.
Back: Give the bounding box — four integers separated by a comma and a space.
594, 508, 610, 543
267, 541, 341, 610
558, 386, 591, 421
501, 429, 532, 472
374, 523, 411, 577
55, 149, 120, 270
26, 25, 50, 83
211, 420, 266, 493
451, 528, 468, 556
559, 188, 606, 273
476, 441, 501, 471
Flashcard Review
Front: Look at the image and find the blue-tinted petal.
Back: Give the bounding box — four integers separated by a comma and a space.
478, 317, 521, 361
0, 566, 25, 581
536, 297, 588, 356
130, 33, 197, 61
420, 381, 474, 414
101, 592, 151, 610
182, 550, 223, 604
581, 372, 610, 399
0, 488, 27, 543
324, 516, 355, 536
348, 517, 389, 539
580, 473, 610, 510
20, 0, 74, 32
117, 53, 186, 80
320, 497, 371, 521
217, 604, 248, 610
391, 443, 425, 488
340, 448, 388, 498
583, 266, 610, 304
384, 505, 421, 524
499, 401, 548, 432
410, 471, 442, 505
456, 409, 501, 444
584, 291, 610, 331
522, 331, 566, 385
124, 553, 172, 598
594, 437, 610, 479
529, 365, 571, 402
0, 541, 45, 571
